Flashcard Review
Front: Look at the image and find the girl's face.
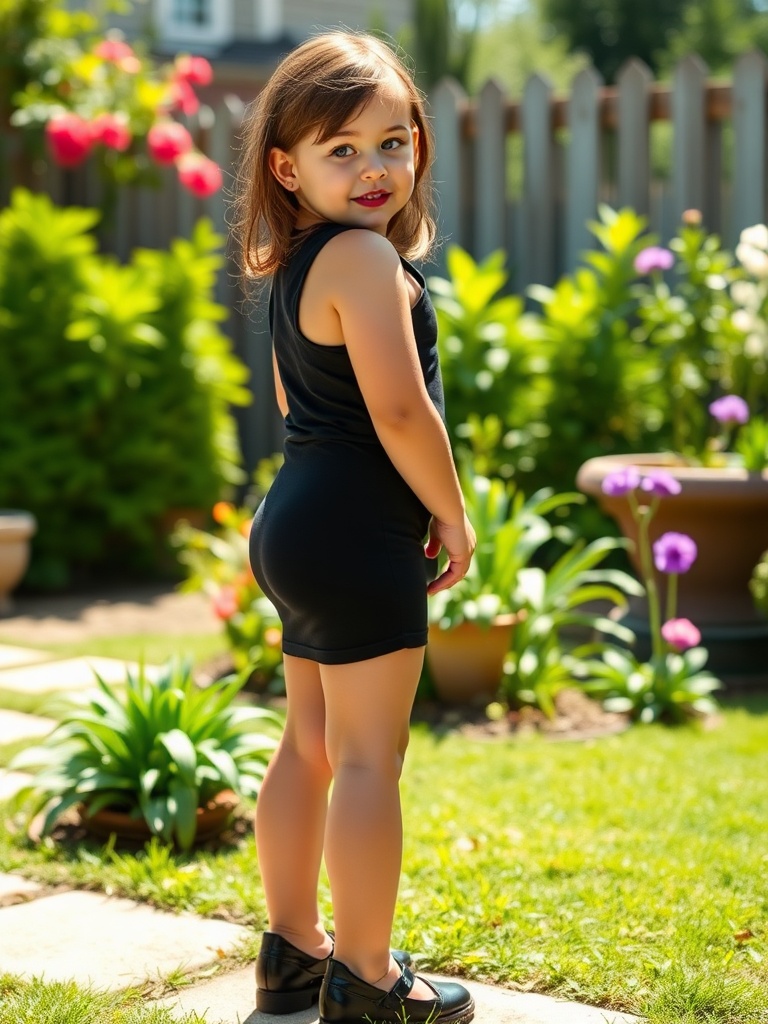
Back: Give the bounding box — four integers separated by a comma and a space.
269, 87, 419, 235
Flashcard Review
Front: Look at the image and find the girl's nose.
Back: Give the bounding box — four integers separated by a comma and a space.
361, 155, 387, 180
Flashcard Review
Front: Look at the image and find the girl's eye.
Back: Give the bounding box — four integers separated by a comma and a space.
331, 145, 355, 157
382, 137, 406, 150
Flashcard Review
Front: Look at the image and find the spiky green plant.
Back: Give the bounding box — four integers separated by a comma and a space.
11, 658, 281, 849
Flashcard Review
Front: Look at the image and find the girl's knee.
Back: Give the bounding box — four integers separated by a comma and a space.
282, 724, 332, 780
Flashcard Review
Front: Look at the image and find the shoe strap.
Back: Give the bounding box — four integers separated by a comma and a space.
384, 964, 415, 1006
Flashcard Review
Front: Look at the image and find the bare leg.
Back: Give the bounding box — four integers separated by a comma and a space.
255, 654, 333, 958
321, 646, 432, 999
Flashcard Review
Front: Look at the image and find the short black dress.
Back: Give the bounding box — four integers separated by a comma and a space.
249, 222, 444, 665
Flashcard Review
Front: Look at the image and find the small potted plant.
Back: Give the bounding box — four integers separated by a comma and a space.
0, 509, 37, 612
11, 658, 281, 850
427, 466, 637, 703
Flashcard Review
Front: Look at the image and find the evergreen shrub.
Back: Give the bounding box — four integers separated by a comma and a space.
0, 188, 250, 587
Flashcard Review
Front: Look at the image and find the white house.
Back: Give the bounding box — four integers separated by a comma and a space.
68, 0, 414, 98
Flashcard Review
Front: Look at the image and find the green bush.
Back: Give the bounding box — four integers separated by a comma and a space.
0, 188, 250, 587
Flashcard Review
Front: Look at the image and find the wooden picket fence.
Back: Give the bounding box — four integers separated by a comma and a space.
3, 50, 768, 465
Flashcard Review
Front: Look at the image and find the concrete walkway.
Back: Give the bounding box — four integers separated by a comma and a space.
0, 639, 640, 1024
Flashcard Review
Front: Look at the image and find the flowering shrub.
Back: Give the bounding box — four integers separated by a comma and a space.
576, 467, 722, 723
632, 212, 768, 468
9, 4, 222, 204
172, 488, 285, 691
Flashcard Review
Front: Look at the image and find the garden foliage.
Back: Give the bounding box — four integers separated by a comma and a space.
0, 188, 250, 586
433, 206, 768, 513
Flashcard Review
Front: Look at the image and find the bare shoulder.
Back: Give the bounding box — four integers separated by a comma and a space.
316, 229, 404, 297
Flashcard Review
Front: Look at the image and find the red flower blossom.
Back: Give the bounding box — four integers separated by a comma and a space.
167, 77, 200, 115
45, 113, 94, 167
175, 55, 213, 86
177, 152, 223, 197
94, 39, 135, 63
147, 121, 193, 165
212, 585, 239, 620
91, 112, 132, 152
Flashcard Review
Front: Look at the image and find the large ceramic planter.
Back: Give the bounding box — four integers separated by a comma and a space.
426, 613, 518, 704
0, 510, 37, 613
577, 454, 768, 682
77, 790, 239, 846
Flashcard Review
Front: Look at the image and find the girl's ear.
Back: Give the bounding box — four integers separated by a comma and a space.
268, 147, 298, 192
411, 123, 420, 167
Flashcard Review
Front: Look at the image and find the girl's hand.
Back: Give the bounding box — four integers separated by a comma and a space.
425, 514, 476, 595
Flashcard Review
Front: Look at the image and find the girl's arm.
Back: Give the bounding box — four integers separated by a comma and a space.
272, 347, 289, 417
319, 230, 475, 592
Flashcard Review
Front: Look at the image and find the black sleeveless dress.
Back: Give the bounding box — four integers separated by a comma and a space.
249, 222, 444, 665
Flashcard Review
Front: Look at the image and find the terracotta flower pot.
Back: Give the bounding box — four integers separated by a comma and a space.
577, 453, 768, 682
0, 510, 37, 613
77, 790, 239, 845
427, 613, 518, 704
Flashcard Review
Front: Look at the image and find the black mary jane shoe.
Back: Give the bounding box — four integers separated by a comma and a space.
255, 932, 412, 1015
319, 957, 475, 1024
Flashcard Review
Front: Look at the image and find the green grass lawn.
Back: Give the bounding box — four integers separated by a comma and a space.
1, 696, 767, 1023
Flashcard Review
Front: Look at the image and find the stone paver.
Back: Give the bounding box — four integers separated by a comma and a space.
0, 769, 34, 801
0, 890, 250, 989
0, 872, 42, 900
157, 966, 640, 1024
0, 656, 160, 695
0, 645, 51, 669
0, 709, 56, 744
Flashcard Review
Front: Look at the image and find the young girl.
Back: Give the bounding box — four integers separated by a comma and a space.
234, 30, 476, 1024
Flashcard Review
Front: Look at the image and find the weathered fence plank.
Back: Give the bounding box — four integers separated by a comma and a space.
566, 66, 602, 269
521, 73, 555, 289
475, 78, 507, 259
672, 54, 708, 223
732, 50, 768, 241
617, 59, 652, 216
430, 78, 467, 256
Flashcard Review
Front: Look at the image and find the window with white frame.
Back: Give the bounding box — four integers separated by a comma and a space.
156, 0, 233, 48
258, 0, 282, 40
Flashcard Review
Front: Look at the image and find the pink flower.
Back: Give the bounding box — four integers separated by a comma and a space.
167, 76, 200, 115
177, 152, 223, 197
174, 54, 213, 86
601, 466, 642, 496
45, 113, 94, 167
634, 246, 675, 275
147, 121, 193, 164
661, 618, 701, 651
94, 39, 140, 71
91, 112, 132, 152
212, 585, 238, 620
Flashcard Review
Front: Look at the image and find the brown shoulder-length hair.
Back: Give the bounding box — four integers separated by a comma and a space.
232, 31, 437, 279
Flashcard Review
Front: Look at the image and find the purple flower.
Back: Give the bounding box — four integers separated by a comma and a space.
634, 246, 675, 275
601, 466, 642, 496
639, 470, 682, 497
709, 395, 750, 426
653, 532, 698, 574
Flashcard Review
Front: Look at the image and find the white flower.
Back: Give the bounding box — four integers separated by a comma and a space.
731, 280, 759, 307
745, 332, 767, 358
732, 309, 755, 333
740, 224, 768, 251
705, 274, 727, 290
736, 242, 768, 279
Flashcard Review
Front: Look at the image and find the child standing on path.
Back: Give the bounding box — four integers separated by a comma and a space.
234, 31, 476, 1024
